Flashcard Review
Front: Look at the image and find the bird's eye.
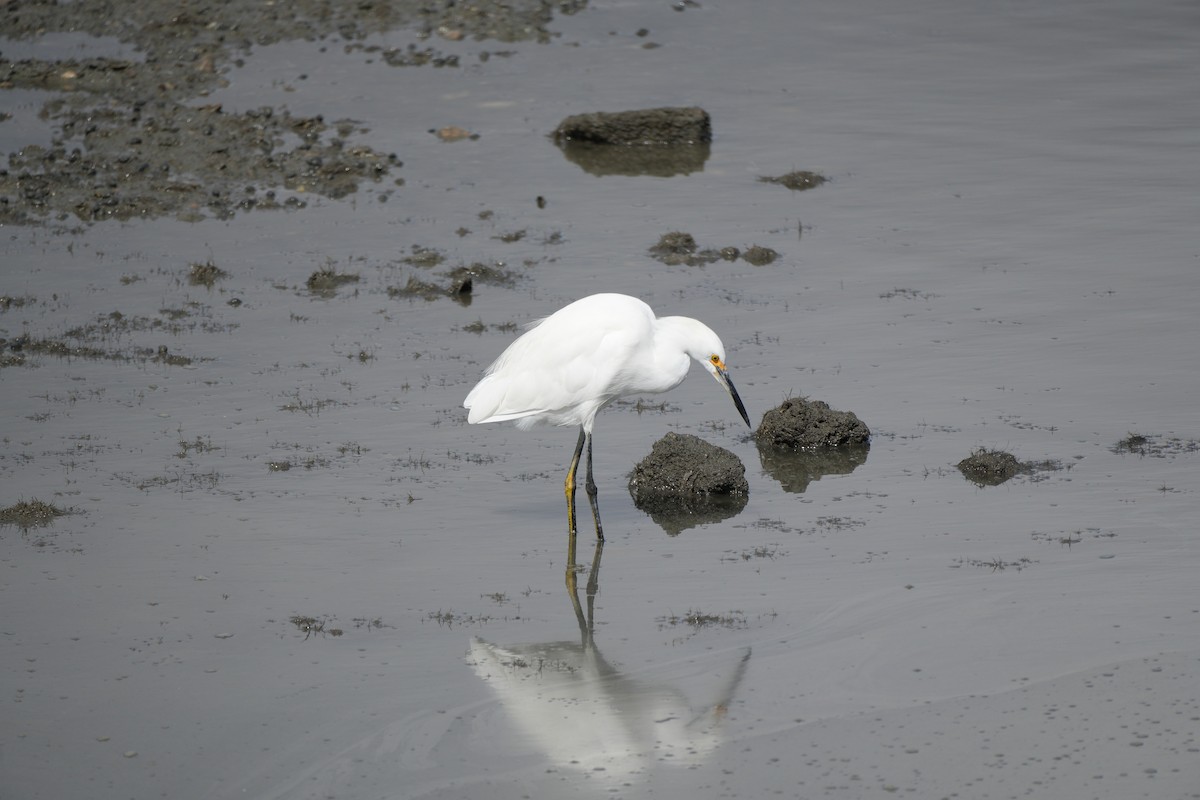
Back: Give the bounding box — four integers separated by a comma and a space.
710, 355, 720, 364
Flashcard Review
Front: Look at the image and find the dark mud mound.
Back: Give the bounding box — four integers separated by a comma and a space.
552, 107, 711, 177
754, 398, 871, 493
553, 107, 712, 146
755, 397, 871, 450
628, 433, 748, 535
956, 449, 1021, 486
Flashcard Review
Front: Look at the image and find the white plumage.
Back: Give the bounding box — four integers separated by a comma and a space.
464, 293, 750, 542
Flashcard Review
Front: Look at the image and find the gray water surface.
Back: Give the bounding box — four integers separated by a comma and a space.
2, 1, 1198, 798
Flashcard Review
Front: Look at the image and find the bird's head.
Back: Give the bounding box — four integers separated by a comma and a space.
660, 315, 753, 429
702, 351, 752, 428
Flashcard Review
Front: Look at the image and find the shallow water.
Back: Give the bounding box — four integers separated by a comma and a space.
2, 1, 1199, 798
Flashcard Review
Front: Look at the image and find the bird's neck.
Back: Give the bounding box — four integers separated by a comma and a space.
647, 317, 704, 393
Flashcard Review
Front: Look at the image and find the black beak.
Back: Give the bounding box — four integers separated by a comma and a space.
717, 366, 752, 428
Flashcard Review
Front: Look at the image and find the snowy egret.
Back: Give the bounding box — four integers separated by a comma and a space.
464, 293, 750, 547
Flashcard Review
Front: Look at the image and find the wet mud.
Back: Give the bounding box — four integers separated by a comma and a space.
956, 448, 1021, 486
0, 0, 586, 225
551, 106, 713, 177
751, 398, 872, 493
755, 397, 871, 450
628, 432, 749, 534
552, 106, 712, 146
956, 448, 1066, 488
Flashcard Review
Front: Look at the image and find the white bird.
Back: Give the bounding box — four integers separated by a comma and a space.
464, 293, 750, 545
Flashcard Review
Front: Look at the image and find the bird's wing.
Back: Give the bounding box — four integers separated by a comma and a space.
465, 301, 649, 425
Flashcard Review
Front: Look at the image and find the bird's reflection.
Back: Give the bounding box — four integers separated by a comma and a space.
467, 541, 750, 784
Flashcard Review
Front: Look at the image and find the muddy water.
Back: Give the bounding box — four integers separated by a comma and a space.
2, 1, 1199, 798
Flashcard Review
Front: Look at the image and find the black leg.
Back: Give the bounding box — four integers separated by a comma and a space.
584, 430, 604, 541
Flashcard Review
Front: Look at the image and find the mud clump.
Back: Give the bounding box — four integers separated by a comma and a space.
0, 294, 33, 311
402, 247, 446, 269
648, 232, 775, 268
552, 107, 712, 177
390, 276, 471, 305
649, 232, 721, 266
758, 170, 827, 191
553, 107, 712, 146
1113, 433, 1150, 455
306, 268, 360, 297
0, 499, 68, 530
629, 433, 748, 496
956, 449, 1020, 486
628, 433, 748, 535
956, 448, 1065, 487
389, 261, 518, 304
755, 397, 871, 450
741, 245, 779, 266
189, 261, 228, 288
1110, 432, 1200, 458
